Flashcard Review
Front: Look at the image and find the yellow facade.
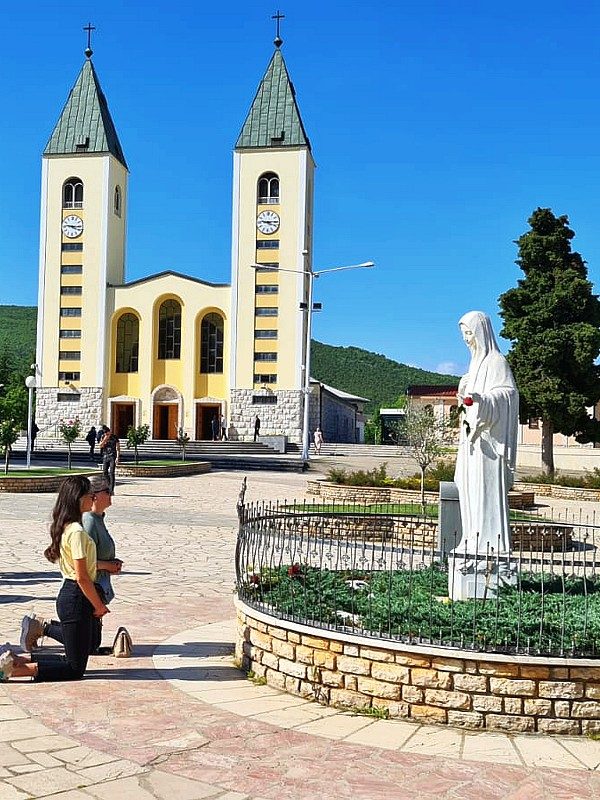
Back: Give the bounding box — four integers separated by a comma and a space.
36, 47, 314, 443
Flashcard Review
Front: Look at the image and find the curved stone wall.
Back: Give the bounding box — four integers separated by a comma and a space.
0, 472, 95, 493
514, 481, 600, 503
117, 461, 211, 477
307, 479, 535, 510
236, 598, 600, 736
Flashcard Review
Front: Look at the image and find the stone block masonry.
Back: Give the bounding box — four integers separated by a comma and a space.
36, 387, 103, 433
230, 389, 303, 443
236, 597, 600, 734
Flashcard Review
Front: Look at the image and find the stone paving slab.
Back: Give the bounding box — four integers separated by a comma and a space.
1, 471, 600, 800
154, 619, 600, 773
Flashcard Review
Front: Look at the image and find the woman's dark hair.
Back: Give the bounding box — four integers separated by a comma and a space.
44, 475, 91, 563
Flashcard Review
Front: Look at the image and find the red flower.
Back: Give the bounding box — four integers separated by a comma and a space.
463, 396, 474, 407
288, 563, 302, 577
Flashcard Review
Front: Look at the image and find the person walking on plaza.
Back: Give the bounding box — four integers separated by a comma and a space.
99, 427, 120, 495
254, 415, 261, 442
85, 426, 97, 459
313, 426, 324, 455
20, 476, 122, 656
221, 416, 228, 441
211, 415, 219, 441
0, 476, 109, 682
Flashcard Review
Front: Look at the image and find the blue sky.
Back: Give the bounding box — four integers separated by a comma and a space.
2, 1, 600, 376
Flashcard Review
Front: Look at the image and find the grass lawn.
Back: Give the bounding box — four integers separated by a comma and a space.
133, 459, 189, 466
2, 468, 93, 477
287, 503, 538, 521
287, 502, 438, 516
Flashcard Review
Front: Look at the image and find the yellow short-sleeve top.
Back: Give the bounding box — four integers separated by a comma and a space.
58, 522, 97, 582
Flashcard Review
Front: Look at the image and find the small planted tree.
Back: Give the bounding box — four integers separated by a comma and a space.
59, 418, 81, 470
126, 424, 150, 466
176, 427, 190, 461
0, 419, 19, 474
400, 404, 447, 508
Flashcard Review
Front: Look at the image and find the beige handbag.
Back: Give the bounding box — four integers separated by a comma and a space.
112, 626, 133, 658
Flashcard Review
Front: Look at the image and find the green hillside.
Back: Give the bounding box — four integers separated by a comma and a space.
0, 305, 37, 379
0, 306, 458, 412
311, 340, 458, 411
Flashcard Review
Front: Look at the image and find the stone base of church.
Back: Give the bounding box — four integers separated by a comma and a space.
229, 389, 303, 443
35, 387, 103, 434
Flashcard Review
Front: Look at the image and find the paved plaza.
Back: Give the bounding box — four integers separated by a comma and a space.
1, 467, 600, 799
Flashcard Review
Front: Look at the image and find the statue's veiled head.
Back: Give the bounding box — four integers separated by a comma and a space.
459, 311, 500, 356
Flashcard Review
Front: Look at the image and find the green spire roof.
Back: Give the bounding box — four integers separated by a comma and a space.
236, 49, 310, 150
44, 59, 127, 168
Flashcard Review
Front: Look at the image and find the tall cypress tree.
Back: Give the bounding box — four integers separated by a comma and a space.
499, 208, 600, 474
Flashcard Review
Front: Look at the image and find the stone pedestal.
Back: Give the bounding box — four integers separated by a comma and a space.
438, 481, 462, 555
448, 550, 517, 601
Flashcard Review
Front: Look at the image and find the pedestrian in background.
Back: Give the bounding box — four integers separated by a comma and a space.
313, 426, 324, 455
99, 427, 120, 496
85, 426, 97, 459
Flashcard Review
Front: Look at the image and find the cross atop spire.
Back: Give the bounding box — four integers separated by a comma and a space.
84, 22, 96, 58
272, 10, 284, 48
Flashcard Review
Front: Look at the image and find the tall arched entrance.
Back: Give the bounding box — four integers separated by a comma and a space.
152, 386, 181, 440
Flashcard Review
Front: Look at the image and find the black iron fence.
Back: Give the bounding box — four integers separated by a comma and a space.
235, 499, 600, 658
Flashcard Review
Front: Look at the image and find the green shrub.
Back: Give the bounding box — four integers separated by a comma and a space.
326, 464, 390, 487
584, 468, 600, 489
326, 460, 457, 491
251, 565, 600, 654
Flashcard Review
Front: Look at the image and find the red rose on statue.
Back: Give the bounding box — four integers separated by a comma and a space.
463, 396, 474, 407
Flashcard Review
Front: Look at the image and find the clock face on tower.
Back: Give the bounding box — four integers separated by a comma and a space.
62, 215, 84, 239
256, 210, 280, 235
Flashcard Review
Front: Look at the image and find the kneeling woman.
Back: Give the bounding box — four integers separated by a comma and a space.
0, 476, 109, 681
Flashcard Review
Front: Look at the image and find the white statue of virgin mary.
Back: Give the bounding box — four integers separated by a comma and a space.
454, 311, 519, 555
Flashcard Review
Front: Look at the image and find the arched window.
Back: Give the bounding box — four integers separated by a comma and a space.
63, 178, 84, 208
257, 172, 280, 204
158, 300, 181, 359
114, 186, 122, 216
116, 313, 139, 373
200, 313, 224, 374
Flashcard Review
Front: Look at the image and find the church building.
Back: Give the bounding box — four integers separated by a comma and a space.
33, 34, 365, 444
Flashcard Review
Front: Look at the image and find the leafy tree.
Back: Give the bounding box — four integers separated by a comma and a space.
59, 418, 82, 470
0, 382, 28, 430
400, 404, 447, 507
364, 407, 382, 444
126, 424, 150, 465
499, 209, 600, 474
0, 419, 19, 474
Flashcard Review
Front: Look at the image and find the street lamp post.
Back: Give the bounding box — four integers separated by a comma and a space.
251, 260, 374, 462
25, 371, 37, 470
